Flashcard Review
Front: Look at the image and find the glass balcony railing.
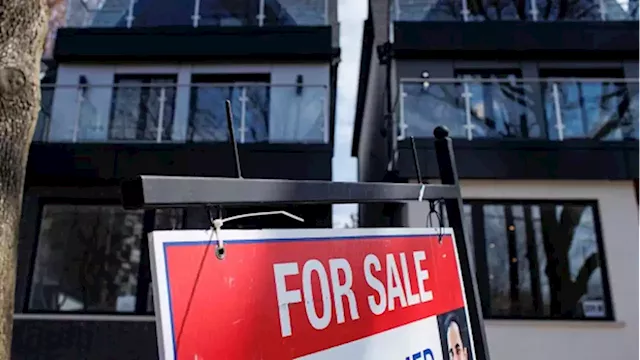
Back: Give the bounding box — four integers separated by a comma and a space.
34, 83, 329, 144
390, 0, 639, 22
398, 78, 639, 141
62, 0, 328, 28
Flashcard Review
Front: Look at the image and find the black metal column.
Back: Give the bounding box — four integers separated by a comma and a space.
434, 127, 490, 360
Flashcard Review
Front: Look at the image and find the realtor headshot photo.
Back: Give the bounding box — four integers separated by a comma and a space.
437, 308, 473, 360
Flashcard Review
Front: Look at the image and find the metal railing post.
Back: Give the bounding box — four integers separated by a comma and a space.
323, 0, 329, 25
192, 0, 201, 27
551, 82, 566, 141
598, 0, 608, 20
397, 82, 407, 140
125, 0, 136, 28
461, 79, 475, 140
529, 0, 539, 21
72, 87, 85, 143
257, 0, 266, 26
238, 87, 248, 143
461, 0, 471, 21
156, 87, 167, 143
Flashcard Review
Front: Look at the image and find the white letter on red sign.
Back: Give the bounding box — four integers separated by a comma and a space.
302, 259, 332, 331
273, 262, 302, 337
329, 258, 360, 324
386, 254, 408, 311
399, 252, 420, 306
413, 251, 433, 303
364, 254, 386, 315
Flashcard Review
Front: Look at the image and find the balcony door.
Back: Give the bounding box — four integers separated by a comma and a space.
187, 73, 270, 143
108, 74, 177, 143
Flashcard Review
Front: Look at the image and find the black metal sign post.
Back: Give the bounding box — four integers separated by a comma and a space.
121, 126, 491, 360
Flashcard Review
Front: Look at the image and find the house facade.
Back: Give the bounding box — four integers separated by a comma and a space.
353, 0, 639, 359
14, 0, 340, 358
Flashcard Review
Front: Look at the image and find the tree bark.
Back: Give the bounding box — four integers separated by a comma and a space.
0, 0, 48, 358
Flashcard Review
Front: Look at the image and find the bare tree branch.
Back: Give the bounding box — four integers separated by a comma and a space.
572, 252, 600, 304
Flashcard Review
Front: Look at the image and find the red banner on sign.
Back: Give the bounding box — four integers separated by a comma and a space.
150, 229, 470, 360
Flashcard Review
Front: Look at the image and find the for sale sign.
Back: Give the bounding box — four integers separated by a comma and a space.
149, 228, 478, 360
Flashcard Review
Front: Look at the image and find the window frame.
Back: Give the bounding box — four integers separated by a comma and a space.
461, 198, 615, 322
24, 197, 159, 316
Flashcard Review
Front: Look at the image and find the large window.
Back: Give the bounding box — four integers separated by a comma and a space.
542, 76, 637, 141
402, 71, 539, 140
187, 74, 270, 143
459, 72, 539, 139
27, 203, 318, 314
456, 200, 613, 320
28, 204, 183, 313
108, 74, 177, 142
390, 0, 638, 22
400, 69, 638, 141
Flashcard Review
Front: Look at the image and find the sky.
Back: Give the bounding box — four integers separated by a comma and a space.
332, 0, 367, 228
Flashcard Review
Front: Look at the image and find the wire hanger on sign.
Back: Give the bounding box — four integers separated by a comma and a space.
426, 199, 445, 244
411, 136, 445, 243
207, 208, 305, 260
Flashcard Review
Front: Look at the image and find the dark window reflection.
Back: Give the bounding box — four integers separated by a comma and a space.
396, 0, 633, 22
472, 201, 611, 319
403, 82, 467, 138
123, 0, 259, 27
29, 205, 144, 313
425, 0, 467, 20
401, 72, 637, 141
466, 0, 523, 20
108, 75, 177, 142
263, 0, 327, 25
402, 73, 538, 140
530, 0, 601, 21
543, 80, 637, 140
187, 77, 269, 143
108, 0, 328, 27
198, 0, 260, 26
460, 73, 539, 139
146, 208, 185, 313
154, 208, 185, 231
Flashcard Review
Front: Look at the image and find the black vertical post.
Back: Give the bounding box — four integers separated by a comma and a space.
225, 99, 243, 179
135, 209, 156, 313
433, 126, 491, 360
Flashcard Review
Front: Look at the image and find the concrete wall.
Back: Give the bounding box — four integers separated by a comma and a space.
404, 180, 639, 360
48, 63, 331, 143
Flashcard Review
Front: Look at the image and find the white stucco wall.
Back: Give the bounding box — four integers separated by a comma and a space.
405, 180, 639, 360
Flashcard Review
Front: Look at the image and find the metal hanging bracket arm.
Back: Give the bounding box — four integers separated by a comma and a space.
121, 177, 461, 209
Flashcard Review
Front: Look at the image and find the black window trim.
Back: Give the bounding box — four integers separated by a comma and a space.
460, 198, 615, 322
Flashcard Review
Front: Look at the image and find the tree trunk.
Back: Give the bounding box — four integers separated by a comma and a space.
0, 1, 48, 358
